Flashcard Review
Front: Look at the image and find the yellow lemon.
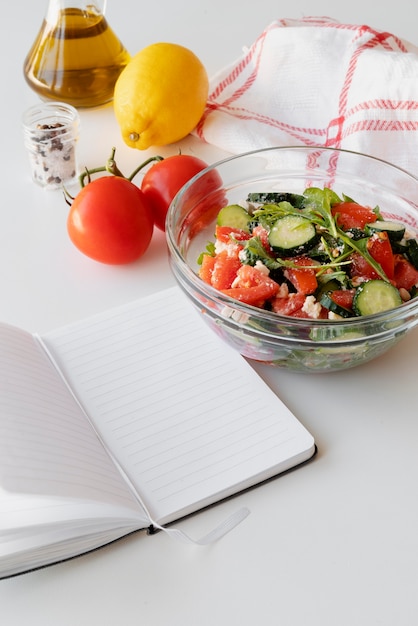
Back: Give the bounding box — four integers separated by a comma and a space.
113, 42, 209, 150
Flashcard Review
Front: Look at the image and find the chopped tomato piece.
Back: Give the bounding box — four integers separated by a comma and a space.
284, 257, 318, 295
211, 250, 241, 289
271, 293, 329, 318
222, 264, 280, 307
251, 225, 273, 254
199, 254, 216, 285
349, 252, 375, 280
350, 233, 394, 280
215, 225, 251, 244
317, 306, 331, 319
271, 292, 306, 316
393, 255, 418, 290
290, 307, 321, 319
329, 289, 355, 310
331, 201, 377, 230
367, 232, 394, 279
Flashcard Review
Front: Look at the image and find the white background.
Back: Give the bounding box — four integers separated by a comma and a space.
2, 1, 418, 624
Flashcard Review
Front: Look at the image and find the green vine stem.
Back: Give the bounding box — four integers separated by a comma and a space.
128, 155, 164, 181
78, 147, 164, 187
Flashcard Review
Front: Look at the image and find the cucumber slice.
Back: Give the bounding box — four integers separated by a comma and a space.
216, 204, 252, 232
365, 220, 405, 242
353, 280, 402, 316
247, 192, 306, 208
391, 241, 409, 255
345, 228, 368, 241
310, 327, 365, 344
406, 239, 418, 269
268, 214, 318, 255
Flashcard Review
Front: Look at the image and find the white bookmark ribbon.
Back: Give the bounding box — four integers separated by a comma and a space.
149, 507, 251, 545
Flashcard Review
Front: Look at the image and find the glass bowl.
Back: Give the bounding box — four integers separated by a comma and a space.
165, 146, 418, 372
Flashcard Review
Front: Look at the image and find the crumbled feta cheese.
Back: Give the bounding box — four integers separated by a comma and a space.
231, 310, 250, 324
302, 295, 322, 319
237, 199, 253, 211
238, 249, 246, 263
214, 240, 228, 254
214, 239, 240, 257
277, 283, 289, 298
254, 260, 270, 275
328, 311, 344, 320
403, 228, 416, 241
221, 306, 250, 324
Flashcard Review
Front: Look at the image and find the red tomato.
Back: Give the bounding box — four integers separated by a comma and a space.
283, 257, 318, 295
252, 225, 273, 254
210, 251, 242, 289
367, 232, 394, 279
222, 265, 280, 307
349, 233, 395, 280
349, 252, 375, 280
393, 255, 418, 290
215, 225, 251, 244
141, 154, 220, 231
331, 201, 377, 230
271, 293, 306, 316
67, 176, 154, 265
329, 289, 355, 310
199, 254, 216, 285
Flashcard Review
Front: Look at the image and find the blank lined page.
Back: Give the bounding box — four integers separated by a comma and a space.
42, 287, 315, 524
0, 323, 142, 516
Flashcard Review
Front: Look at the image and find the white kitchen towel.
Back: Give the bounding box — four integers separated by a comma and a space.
195, 17, 418, 176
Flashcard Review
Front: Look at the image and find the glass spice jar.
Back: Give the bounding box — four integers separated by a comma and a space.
22, 101, 80, 190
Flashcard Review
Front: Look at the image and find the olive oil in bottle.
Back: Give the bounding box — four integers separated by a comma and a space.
23, 1, 130, 108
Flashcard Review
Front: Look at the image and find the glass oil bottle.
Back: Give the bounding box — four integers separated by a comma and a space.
23, 0, 130, 108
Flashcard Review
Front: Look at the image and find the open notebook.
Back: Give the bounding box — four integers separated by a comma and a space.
0, 286, 315, 578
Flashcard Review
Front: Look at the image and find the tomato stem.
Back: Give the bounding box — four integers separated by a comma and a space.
78, 147, 125, 187
128, 155, 164, 182
106, 147, 126, 178
78, 148, 164, 188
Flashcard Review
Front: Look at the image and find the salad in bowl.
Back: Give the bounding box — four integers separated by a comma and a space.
166, 146, 418, 372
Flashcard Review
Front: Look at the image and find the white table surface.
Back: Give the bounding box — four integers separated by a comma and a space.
2, 1, 418, 624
